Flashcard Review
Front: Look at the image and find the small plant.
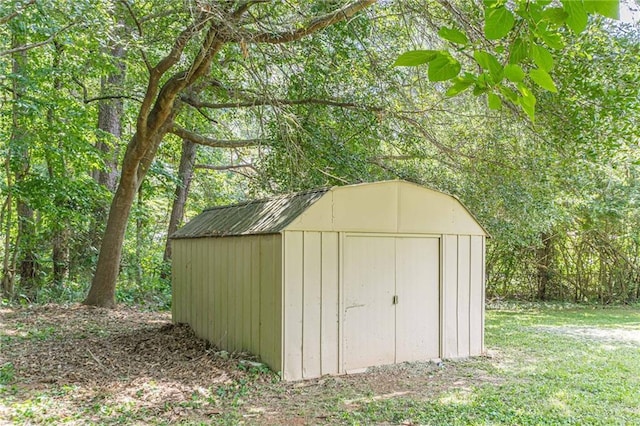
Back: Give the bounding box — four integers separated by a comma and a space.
0, 362, 15, 385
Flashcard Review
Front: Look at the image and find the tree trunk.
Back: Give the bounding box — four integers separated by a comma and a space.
10, 32, 39, 297
162, 139, 197, 266
536, 232, 553, 301
47, 42, 70, 287
90, 41, 125, 251
84, 141, 142, 307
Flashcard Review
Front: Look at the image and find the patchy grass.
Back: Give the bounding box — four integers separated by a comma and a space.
1, 304, 639, 424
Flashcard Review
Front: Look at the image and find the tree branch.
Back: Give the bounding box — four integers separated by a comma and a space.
0, 0, 35, 25
118, 0, 151, 71
232, 0, 270, 19
170, 126, 264, 148
0, 23, 75, 57
195, 163, 255, 171
182, 96, 383, 112
240, 0, 377, 44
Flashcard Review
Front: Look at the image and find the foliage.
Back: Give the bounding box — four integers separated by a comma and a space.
0, 0, 638, 306
395, 0, 620, 121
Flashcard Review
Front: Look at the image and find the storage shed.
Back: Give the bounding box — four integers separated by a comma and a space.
171, 180, 487, 381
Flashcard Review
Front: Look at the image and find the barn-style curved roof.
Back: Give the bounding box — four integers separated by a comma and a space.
172, 180, 488, 239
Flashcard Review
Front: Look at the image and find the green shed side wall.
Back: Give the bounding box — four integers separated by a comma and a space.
172, 234, 282, 373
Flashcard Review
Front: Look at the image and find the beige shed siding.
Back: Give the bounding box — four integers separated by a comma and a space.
469, 236, 485, 355
171, 235, 282, 374
287, 181, 486, 236
320, 232, 340, 376
441, 234, 485, 359
442, 235, 459, 358
282, 231, 340, 380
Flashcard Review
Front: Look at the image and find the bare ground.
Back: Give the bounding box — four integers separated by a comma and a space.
0, 304, 498, 425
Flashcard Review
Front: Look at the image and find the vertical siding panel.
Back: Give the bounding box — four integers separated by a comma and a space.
219, 238, 228, 349
187, 239, 198, 331
229, 239, 238, 352
206, 239, 215, 344
259, 235, 282, 373
235, 238, 245, 352
185, 241, 192, 327
283, 232, 303, 380
442, 235, 458, 358
191, 240, 200, 337
321, 232, 339, 376
199, 239, 207, 339
457, 236, 471, 358
171, 240, 180, 323
242, 238, 252, 351
469, 236, 484, 355
302, 232, 322, 379
212, 238, 221, 347
251, 238, 261, 355
273, 236, 283, 375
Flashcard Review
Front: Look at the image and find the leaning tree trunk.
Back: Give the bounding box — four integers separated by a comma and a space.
83, 137, 146, 307
83, 0, 376, 308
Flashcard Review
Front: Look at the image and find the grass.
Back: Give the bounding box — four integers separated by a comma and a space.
1, 304, 639, 424
339, 305, 640, 425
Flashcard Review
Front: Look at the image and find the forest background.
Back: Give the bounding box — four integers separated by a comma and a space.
1, 0, 639, 309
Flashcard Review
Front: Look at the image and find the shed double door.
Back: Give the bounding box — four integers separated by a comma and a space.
343, 235, 440, 372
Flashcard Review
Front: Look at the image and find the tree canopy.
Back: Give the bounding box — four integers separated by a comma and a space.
1, 0, 638, 307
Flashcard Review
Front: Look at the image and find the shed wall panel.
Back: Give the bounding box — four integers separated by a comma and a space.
332, 183, 397, 232
206, 239, 216, 345
302, 232, 322, 379
469, 236, 484, 356
442, 235, 458, 358
242, 241, 252, 351
320, 232, 339, 376
259, 235, 282, 372
457, 236, 471, 358
250, 239, 261, 355
283, 232, 303, 380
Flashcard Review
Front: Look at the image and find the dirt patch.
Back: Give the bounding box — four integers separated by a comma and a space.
0, 304, 498, 425
535, 326, 640, 345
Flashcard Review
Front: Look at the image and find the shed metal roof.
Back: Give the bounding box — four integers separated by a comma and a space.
171, 188, 330, 239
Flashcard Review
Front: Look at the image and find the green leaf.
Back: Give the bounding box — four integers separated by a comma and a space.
438, 27, 469, 45
446, 78, 473, 96
561, 0, 588, 33
540, 30, 565, 50
509, 38, 528, 64
517, 85, 537, 121
504, 64, 525, 82
394, 50, 438, 66
529, 68, 558, 92
474, 51, 504, 82
485, 6, 515, 40
488, 93, 502, 110
531, 45, 554, 71
428, 52, 461, 81
542, 7, 568, 24
500, 86, 519, 102
584, 0, 619, 19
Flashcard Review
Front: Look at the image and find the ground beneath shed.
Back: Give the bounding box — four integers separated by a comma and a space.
0, 304, 497, 425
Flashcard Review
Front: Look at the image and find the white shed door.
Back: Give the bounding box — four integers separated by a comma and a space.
343, 235, 440, 372
343, 236, 396, 371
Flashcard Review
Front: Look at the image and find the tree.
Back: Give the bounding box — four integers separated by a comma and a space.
83, 0, 378, 307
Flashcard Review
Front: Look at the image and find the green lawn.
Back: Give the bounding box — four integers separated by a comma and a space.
341, 305, 640, 425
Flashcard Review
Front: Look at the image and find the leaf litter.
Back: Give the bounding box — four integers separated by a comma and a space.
0, 304, 499, 424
